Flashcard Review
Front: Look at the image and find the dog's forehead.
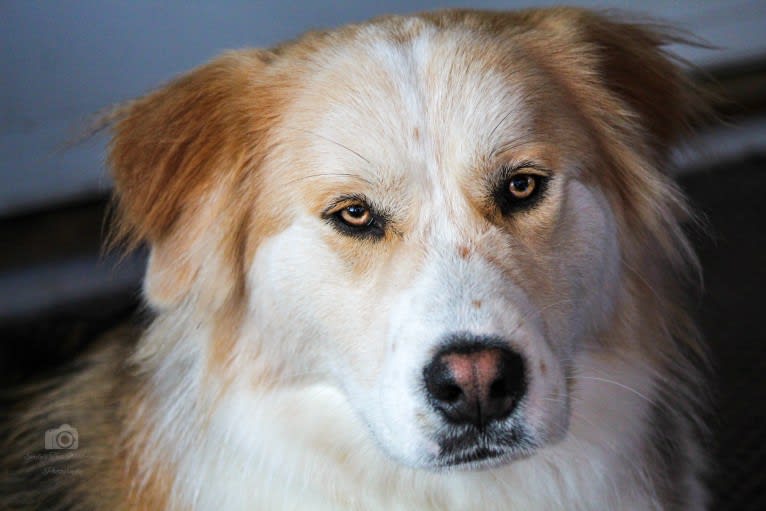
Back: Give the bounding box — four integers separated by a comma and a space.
280, 23, 533, 189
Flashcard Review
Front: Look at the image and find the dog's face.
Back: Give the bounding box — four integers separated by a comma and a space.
248, 30, 622, 469
109, 10, 696, 471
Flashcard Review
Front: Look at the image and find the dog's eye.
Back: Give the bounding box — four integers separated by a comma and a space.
494, 170, 548, 216
339, 205, 373, 227
325, 200, 386, 239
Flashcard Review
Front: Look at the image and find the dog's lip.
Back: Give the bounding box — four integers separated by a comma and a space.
433, 446, 513, 470
450, 447, 504, 464
430, 426, 536, 470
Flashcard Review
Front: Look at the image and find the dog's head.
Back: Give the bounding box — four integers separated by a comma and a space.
109, 9, 700, 470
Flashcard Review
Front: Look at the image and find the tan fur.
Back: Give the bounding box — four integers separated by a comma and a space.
1, 8, 708, 510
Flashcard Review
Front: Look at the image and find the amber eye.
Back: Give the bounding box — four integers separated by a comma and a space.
338, 204, 373, 227
493, 169, 548, 216
325, 197, 386, 239
508, 174, 537, 199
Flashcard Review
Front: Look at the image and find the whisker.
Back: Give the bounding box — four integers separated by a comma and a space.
488, 110, 518, 146
570, 376, 654, 405
282, 126, 372, 165
286, 173, 373, 186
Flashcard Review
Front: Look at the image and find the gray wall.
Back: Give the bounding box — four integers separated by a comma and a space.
2, 0, 765, 215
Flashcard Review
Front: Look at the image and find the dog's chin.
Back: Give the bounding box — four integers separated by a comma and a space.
430, 447, 533, 472
412, 428, 541, 472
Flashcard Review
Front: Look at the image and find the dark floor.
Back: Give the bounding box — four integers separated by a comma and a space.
1, 155, 765, 508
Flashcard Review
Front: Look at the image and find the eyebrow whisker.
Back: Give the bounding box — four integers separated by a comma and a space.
283, 126, 372, 165
491, 139, 529, 158
286, 173, 374, 185
488, 110, 517, 145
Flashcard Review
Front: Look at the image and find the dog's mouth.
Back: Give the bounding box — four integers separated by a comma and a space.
432, 427, 535, 470
439, 447, 508, 468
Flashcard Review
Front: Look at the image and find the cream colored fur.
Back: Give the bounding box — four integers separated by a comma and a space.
1, 9, 708, 511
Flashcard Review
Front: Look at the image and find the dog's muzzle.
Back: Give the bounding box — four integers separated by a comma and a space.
423, 335, 527, 466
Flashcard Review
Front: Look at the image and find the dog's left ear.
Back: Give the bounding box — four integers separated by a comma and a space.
538, 9, 709, 264
521, 9, 707, 265
108, 51, 278, 309
530, 8, 706, 161
579, 12, 704, 158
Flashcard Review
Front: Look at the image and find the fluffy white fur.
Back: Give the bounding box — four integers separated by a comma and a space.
128, 28, 701, 510
1, 9, 708, 511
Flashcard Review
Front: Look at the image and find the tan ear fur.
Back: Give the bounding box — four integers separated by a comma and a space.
517, 8, 707, 161
576, 12, 707, 158
108, 51, 278, 309
517, 9, 707, 270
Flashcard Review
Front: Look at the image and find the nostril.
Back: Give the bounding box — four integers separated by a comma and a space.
434, 383, 462, 403
424, 360, 462, 403
491, 349, 525, 401
489, 377, 511, 399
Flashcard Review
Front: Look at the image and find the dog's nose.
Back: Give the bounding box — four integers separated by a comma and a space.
424, 343, 525, 428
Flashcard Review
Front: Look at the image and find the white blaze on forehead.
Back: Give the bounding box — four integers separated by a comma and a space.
287, 26, 529, 200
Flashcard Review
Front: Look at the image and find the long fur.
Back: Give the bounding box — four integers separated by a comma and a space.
1, 8, 709, 510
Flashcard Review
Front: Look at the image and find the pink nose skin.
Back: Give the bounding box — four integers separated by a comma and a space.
423, 344, 525, 428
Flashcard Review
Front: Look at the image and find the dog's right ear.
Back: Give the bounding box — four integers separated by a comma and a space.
108, 51, 279, 309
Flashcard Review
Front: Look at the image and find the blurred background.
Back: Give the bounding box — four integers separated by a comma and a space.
1, 1, 765, 508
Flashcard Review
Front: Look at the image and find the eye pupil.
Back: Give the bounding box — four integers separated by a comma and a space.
347, 205, 366, 218
338, 203, 374, 228
508, 174, 536, 199
511, 176, 529, 191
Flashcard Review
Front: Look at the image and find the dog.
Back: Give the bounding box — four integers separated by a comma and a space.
1, 8, 710, 510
